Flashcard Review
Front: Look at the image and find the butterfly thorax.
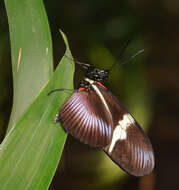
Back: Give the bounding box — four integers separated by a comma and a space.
79, 68, 109, 90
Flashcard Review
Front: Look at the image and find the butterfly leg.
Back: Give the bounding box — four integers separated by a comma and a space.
54, 113, 60, 123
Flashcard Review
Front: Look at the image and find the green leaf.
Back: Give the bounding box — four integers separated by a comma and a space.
0, 31, 75, 189
4, 0, 53, 131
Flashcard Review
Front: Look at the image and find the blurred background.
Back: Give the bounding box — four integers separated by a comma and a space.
0, 0, 179, 189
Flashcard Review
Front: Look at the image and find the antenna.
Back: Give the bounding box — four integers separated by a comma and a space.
120, 49, 144, 66
109, 41, 144, 72
109, 40, 131, 71
64, 55, 92, 70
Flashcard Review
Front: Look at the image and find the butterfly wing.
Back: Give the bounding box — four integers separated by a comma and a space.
56, 82, 154, 176
58, 89, 113, 147
97, 85, 155, 176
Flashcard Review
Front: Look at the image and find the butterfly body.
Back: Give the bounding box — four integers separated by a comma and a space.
55, 66, 154, 176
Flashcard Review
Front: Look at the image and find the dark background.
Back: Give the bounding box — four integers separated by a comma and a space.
1, 0, 179, 189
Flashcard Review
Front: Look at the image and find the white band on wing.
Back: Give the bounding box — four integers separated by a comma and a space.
109, 113, 135, 153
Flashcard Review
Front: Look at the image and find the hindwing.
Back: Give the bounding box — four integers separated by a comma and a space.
58, 89, 113, 147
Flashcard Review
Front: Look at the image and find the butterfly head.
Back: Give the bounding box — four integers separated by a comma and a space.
85, 68, 109, 81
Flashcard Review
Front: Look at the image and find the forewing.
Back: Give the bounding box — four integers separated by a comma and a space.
98, 85, 154, 176
58, 90, 113, 147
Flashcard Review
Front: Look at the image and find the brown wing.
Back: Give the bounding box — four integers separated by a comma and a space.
97, 85, 154, 176
58, 90, 113, 147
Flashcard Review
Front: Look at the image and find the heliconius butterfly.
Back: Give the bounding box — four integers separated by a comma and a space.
53, 57, 154, 177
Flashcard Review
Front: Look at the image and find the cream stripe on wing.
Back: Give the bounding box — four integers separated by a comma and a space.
108, 113, 135, 153
84, 78, 111, 116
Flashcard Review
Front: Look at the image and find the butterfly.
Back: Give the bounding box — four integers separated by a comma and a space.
54, 62, 154, 177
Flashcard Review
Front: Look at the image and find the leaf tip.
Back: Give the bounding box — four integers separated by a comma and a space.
59, 29, 68, 48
